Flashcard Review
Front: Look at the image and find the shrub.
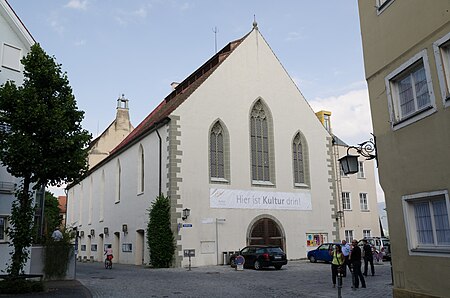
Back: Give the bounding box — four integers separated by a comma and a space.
147, 194, 175, 268
43, 229, 74, 280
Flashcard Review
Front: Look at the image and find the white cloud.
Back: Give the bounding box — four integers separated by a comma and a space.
74, 39, 86, 46
308, 87, 373, 146
285, 31, 303, 42
48, 13, 65, 35
114, 5, 151, 26
65, 0, 88, 10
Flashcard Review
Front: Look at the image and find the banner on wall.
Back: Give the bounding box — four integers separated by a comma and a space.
210, 188, 312, 210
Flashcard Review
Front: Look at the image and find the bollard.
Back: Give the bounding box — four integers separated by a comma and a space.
337, 267, 343, 298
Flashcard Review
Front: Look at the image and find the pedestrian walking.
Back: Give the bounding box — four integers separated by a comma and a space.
51, 227, 63, 241
363, 239, 375, 276
350, 239, 366, 289
329, 244, 344, 288
341, 240, 351, 277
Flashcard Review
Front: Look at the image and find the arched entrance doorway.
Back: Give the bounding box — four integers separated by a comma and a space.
248, 217, 285, 250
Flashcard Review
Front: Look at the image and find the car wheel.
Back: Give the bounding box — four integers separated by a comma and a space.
230, 258, 236, 268
309, 255, 317, 263
274, 265, 282, 270
254, 260, 261, 270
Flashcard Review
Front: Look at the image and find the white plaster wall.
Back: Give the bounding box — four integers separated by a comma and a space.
67, 126, 168, 265
0, 3, 33, 274
173, 29, 335, 267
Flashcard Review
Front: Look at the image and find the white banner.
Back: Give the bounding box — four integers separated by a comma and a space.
210, 188, 312, 210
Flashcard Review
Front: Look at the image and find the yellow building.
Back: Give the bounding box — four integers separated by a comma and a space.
358, 1, 450, 297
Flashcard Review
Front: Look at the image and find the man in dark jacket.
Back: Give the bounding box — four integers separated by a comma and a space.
363, 239, 375, 276
350, 240, 366, 288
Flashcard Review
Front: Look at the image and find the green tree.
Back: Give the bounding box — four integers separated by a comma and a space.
147, 194, 175, 268
0, 43, 91, 277
44, 191, 62, 237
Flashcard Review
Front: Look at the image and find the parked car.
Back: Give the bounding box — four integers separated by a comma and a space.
307, 243, 341, 263
229, 245, 287, 270
358, 237, 391, 261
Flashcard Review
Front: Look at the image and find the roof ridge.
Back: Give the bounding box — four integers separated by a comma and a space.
94, 30, 252, 170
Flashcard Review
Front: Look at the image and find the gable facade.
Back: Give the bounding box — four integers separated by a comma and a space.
67, 28, 338, 268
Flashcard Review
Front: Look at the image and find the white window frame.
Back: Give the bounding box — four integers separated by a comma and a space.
345, 230, 354, 243
342, 192, 351, 210
385, 50, 436, 130
357, 161, 365, 179
360, 193, 369, 211
402, 190, 450, 257
363, 229, 371, 238
433, 32, 450, 108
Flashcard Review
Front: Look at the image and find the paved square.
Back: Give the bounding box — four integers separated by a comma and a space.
77, 260, 393, 297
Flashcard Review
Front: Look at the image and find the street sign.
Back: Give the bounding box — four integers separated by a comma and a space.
184, 249, 195, 257
235, 255, 245, 271
182, 223, 193, 228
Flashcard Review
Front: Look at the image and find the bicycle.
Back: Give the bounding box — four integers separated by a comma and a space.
105, 256, 113, 269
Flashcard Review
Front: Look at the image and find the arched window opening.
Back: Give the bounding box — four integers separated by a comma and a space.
250, 100, 273, 183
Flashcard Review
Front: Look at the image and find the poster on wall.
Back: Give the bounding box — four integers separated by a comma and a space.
210, 188, 312, 210
306, 233, 328, 247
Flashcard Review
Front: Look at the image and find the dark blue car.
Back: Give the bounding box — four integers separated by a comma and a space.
307, 243, 341, 263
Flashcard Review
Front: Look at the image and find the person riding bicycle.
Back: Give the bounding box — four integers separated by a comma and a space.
104, 244, 113, 261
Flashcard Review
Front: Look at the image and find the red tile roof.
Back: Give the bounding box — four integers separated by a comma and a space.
91, 32, 249, 170
58, 195, 67, 213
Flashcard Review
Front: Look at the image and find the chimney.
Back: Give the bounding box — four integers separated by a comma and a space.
315, 110, 332, 133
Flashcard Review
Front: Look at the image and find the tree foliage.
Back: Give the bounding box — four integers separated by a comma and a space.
0, 43, 91, 277
147, 194, 175, 268
44, 191, 62, 236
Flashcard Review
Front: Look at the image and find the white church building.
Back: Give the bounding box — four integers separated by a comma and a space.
66, 24, 340, 268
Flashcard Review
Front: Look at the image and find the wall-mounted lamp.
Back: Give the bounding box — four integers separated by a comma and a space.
182, 208, 190, 221
122, 224, 128, 234
336, 210, 344, 221
90, 229, 95, 237
104, 227, 109, 235
338, 134, 377, 176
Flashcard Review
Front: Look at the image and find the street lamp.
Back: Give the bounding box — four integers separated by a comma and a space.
339, 134, 377, 175
182, 208, 190, 221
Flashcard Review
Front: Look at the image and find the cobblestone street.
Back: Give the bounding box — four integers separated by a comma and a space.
77, 260, 393, 297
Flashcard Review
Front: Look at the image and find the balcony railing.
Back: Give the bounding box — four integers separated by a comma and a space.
0, 181, 15, 193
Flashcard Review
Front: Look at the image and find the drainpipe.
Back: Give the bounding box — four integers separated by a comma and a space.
156, 129, 162, 196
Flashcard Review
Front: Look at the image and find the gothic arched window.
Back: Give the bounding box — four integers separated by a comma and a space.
250, 99, 274, 184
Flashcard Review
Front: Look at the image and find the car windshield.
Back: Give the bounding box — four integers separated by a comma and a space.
382, 239, 390, 246
266, 247, 283, 253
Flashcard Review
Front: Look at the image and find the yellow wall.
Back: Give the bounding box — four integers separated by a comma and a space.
358, 1, 450, 297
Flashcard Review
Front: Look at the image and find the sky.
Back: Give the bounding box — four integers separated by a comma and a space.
7, 0, 382, 199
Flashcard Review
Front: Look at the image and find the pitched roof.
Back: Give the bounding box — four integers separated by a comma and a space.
333, 135, 349, 147
98, 31, 250, 166
1, 0, 35, 46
